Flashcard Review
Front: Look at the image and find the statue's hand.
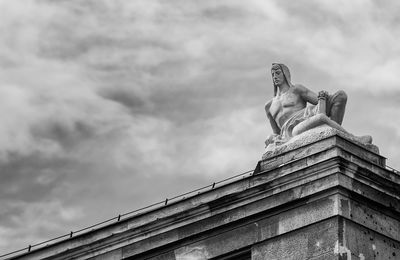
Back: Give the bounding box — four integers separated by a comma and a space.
318, 90, 329, 100
265, 133, 280, 147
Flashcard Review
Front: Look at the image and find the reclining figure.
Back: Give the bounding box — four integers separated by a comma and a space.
265, 63, 372, 149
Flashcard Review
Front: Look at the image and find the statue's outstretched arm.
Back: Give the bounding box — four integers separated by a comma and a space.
265, 101, 281, 135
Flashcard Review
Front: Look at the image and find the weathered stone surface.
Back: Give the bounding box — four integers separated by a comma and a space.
140, 194, 341, 260
342, 219, 400, 260
337, 194, 400, 241
262, 125, 379, 160
252, 218, 339, 260
253, 216, 400, 260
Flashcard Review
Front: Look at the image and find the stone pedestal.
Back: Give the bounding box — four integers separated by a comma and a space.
9, 128, 400, 260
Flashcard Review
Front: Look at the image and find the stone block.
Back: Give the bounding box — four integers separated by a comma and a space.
252, 218, 339, 260
342, 219, 400, 260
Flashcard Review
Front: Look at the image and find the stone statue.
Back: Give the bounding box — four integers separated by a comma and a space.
264, 63, 372, 151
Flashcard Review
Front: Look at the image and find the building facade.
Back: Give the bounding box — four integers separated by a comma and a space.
9, 130, 400, 259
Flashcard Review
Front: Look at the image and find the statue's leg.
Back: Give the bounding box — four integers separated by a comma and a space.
327, 90, 347, 125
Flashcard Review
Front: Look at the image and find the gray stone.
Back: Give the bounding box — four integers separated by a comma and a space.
262, 125, 379, 160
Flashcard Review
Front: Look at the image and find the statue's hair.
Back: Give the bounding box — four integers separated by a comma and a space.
271, 63, 292, 96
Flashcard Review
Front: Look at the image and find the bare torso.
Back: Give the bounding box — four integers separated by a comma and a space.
269, 87, 307, 128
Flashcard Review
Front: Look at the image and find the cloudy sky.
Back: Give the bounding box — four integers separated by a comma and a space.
0, 0, 400, 254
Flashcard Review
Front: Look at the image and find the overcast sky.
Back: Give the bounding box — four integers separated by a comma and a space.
1, 0, 400, 254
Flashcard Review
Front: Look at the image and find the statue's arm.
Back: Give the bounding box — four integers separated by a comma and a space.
296, 84, 318, 105
265, 101, 281, 135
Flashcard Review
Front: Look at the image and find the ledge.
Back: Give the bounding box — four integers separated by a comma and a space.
262, 126, 381, 162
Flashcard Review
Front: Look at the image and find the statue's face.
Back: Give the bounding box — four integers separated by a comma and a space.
271, 68, 285, 86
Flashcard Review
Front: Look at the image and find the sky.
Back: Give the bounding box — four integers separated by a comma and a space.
0, 0, 400, 254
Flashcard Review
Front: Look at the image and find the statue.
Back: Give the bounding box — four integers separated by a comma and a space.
264, 63, 372, 151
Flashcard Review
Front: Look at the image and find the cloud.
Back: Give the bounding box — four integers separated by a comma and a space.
0, 199, 83, 251
274, 0, 400, 92
0, 0, 399, 255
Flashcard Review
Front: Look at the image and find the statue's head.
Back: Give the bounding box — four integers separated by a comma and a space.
271, 63, 292, 96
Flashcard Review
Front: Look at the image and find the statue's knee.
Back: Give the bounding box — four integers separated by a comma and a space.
334, 90, 347, 103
